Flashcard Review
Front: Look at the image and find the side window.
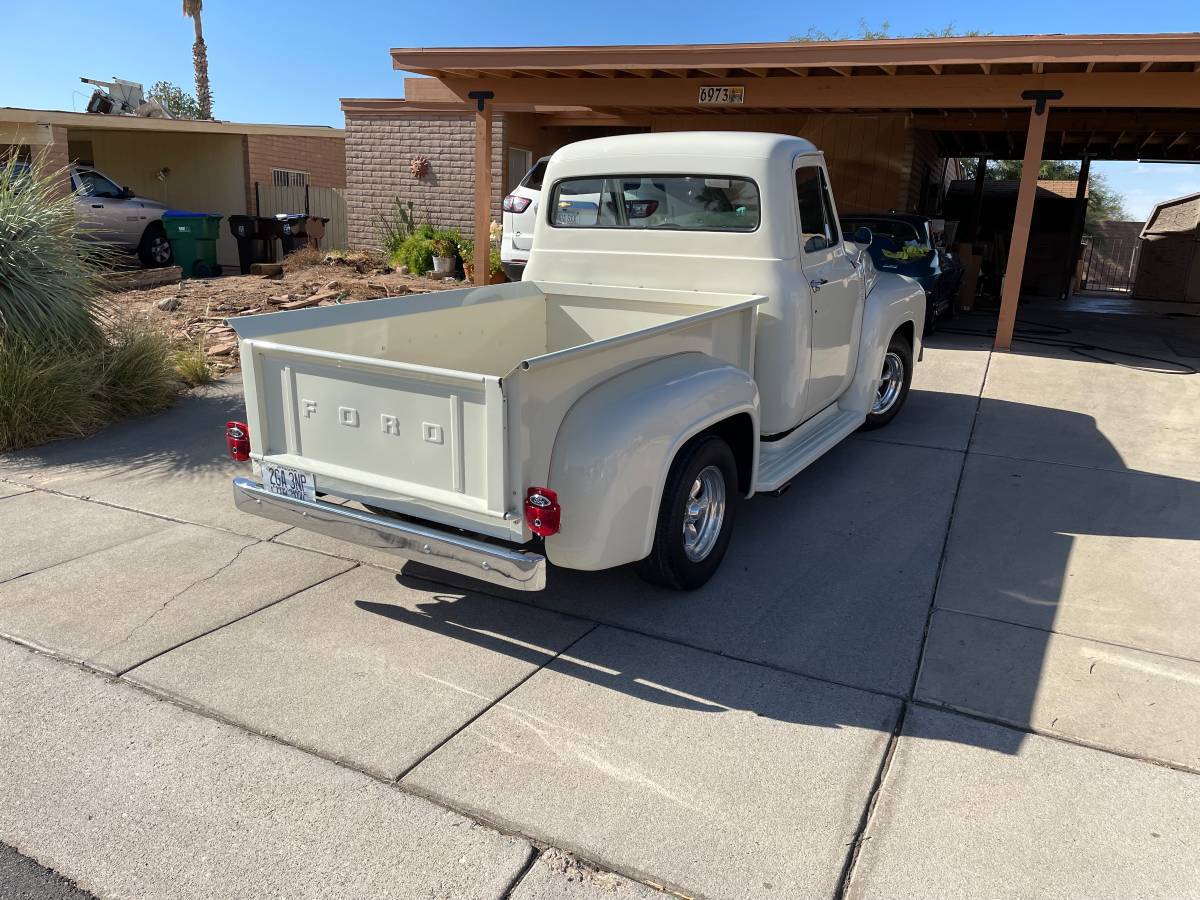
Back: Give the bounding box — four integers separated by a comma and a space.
795, 166, 833, 253
77, 170, 123, 199
819, 170, 840, 245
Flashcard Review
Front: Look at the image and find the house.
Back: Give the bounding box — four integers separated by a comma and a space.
341, 32, 1200, 348
1, 107, 345, 268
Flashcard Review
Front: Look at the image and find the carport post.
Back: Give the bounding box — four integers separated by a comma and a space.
469, 91, 494, 287
995, 92, 1058, 351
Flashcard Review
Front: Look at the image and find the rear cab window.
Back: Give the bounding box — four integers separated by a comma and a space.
549, 175, 760, 232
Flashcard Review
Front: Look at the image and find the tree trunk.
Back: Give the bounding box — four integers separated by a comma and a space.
191, 14, 213, 120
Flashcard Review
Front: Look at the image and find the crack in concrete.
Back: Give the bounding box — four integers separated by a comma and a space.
90, 540, 259, 660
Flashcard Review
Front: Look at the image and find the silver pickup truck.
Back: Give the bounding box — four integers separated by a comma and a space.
226, 132, 924, 591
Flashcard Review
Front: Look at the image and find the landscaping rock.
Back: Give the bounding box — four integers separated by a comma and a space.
156, 296, 181, 312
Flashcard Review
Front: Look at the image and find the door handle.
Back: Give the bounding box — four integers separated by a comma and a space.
91, 203, 104, 208
809, 278, 828, 292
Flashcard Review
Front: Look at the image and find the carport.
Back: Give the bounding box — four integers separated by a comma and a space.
1, 107, 345, 267
384, 33, 1200, 349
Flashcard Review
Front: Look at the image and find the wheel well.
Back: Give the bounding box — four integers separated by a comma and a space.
140, 220, 165, 243
895, 319, 915, 350
702, 412, 754, 495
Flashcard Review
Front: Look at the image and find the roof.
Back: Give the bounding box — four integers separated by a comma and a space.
390, 33, 1200, 79
549, 131, 817, 164
0, 107, 343, 139
947, 179, 1088, 199
838, 213, 932, 227
1142, 191, 1200, 236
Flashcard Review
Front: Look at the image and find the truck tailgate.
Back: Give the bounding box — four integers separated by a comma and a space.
241, 339, 508, 526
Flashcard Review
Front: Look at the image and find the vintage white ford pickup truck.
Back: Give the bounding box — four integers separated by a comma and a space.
227, 132, 924, 591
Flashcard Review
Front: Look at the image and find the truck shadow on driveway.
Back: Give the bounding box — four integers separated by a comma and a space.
372, 390, 1200, 757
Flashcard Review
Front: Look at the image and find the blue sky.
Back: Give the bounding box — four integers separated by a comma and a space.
2, 0, 1197, 219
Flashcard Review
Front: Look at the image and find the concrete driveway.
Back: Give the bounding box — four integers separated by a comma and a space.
2, 302, 1199, 899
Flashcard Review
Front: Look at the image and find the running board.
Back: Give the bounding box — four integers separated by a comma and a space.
754, 406, 865, 492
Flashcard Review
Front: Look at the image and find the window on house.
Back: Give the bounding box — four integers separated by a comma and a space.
271, 168, 309, 188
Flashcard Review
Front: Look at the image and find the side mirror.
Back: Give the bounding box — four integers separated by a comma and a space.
119, 186, 135, 199
852, 225, 873, 246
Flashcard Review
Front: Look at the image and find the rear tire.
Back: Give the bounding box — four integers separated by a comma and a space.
138, 224, 173, 268
635, 434, 738, 591
860, 332, 913, 431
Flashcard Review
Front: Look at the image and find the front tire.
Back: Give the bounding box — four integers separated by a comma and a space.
860, 332, 913, 431
635, 434, 738, 591
138, 224, 173, 268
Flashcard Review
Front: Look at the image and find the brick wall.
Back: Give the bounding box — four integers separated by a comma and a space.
344, 112, 504, 249
243, 133, 345, 214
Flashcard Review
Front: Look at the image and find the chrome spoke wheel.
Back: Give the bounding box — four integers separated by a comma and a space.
682, 465, 726, 562
873, 351, 904, 415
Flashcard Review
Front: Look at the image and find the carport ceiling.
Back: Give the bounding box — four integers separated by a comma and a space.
917, 109, 1200, 161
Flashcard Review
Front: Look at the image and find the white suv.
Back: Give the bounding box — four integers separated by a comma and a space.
500, 156, 547, 281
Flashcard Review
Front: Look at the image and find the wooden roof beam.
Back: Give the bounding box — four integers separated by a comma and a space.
436, 72, 1200, 109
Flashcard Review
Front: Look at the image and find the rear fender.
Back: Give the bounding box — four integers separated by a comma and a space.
545, 353, 758, 571
841, 273, 925, 416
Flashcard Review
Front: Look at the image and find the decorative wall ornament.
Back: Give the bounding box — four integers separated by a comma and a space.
410, 155, 431, 178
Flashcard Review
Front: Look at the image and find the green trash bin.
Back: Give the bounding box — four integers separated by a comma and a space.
162, 211, 224, 278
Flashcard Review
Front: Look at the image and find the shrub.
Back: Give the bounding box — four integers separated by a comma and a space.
172, 347, 214, 386
0, 336, 103, 450
392, 224, 461, 275
95, 322, 180, 418
0, 154, 187, 450
0, 151, 110, 347
378, 197, 420, 258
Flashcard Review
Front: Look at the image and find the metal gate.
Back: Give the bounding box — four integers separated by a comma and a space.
255, 184, 348, 251
1080, 236, 1140, 293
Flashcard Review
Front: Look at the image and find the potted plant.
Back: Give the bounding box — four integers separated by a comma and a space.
488, 246, 506, 284
430, 236, 457, 275
458, 237, 475, 281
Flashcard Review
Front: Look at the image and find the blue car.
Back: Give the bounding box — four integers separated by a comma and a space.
840, 214, 963, 334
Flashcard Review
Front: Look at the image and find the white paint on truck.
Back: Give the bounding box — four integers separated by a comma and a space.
229, 132, 924, 591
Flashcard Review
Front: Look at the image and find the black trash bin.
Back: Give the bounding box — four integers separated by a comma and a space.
267, 213, 308, 257
228, 215, 273, 274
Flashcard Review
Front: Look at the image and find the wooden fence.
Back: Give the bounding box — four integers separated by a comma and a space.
255, 184, 348, 251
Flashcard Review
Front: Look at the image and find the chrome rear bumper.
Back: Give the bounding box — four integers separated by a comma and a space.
233, 477, 545, 591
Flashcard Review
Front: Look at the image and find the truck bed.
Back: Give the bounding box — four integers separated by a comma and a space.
230, 280, 763, 541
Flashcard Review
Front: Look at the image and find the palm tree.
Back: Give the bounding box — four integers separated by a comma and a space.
182, 0, 212, 119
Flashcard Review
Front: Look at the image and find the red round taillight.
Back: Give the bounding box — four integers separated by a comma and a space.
524, 487, 560, 537
225, 421, 251, 462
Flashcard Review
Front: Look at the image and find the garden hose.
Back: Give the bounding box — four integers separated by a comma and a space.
939, 313, 1198, 376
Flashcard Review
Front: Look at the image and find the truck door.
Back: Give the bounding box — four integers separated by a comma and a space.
75, 168, 137, 247
794, 164, 862, 416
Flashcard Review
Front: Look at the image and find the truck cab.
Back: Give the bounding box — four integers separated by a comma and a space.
228, 132, 924, 591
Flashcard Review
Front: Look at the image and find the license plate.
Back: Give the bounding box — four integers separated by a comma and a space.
263, 463, 315, 502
